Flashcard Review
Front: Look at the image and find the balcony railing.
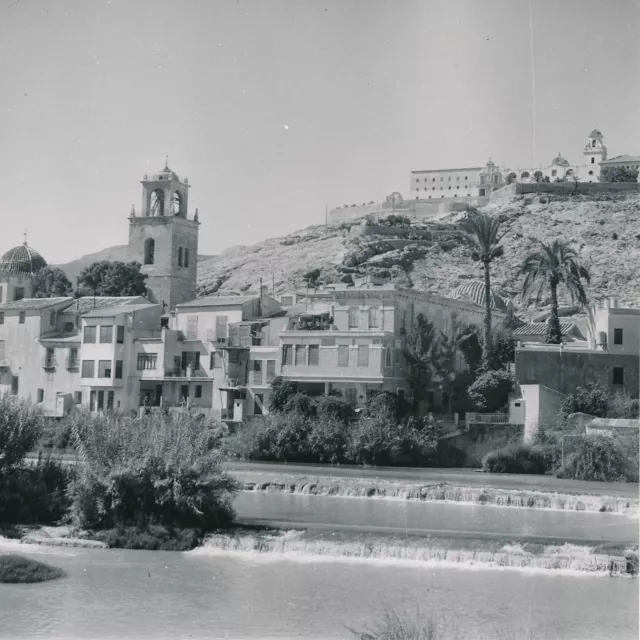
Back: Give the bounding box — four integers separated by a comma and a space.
163, 367, 210, 379
66, 357, 79, 370
466, 412, 510, 425
42, 356, 57, 369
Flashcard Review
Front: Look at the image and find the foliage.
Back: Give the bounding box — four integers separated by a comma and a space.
380, 214, 412, 227
557, 433, 639, 482
403, 314, 437, 413
506, 172, 517, 185
268, 377, 299, 413
348, 608, 439, 640
561, 384, 609, 418
0, 555, 66, 584
78, 260, 148, 297
517, 240, 590, 344
0, 455, 72, 525
600, 165, 639, 183
482, 443, 551, 475
456, 325, 514, 376
67, 411, 238, 531
456, 326, 483, 377
31, 266, 73, 298
347, 407, 398, 466
302, 268, 322, 288
361, 391, 405, 423
282, 392, 317, 418
607, 391, 639, 419
459, 210, 507, 369
467, 370, 513, 413
314, 395, 355, 423
92, 525, 202, 551
0, 394, 44, 469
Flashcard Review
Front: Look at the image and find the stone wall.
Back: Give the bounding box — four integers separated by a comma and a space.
515, 348, 639, 398
514, 182, 640, 196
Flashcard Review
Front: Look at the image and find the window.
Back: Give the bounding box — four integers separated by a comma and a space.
591, 157, 595, 164
137, 354, 157, 370
385, 348, 392, 368
181, 385, 189, 401
348, 306, 358, 328
97, 390, 105, 410
614, 329, 623, 345
19, 312, 26, 324
11, 375, 18, 395
367, 307, 379, 328
81, 360, 95, 378
74, 391, 82, 404
98, 360, 112, 378
589, 170, 593, 176
357, 345, 369, 367
345, 388, 357, 405
215, 315, 228, 341
592, 140, 596, 148
107, 390, 114, 411
432, 178, 435, 182
267, 360, 276, 382
295, 345, 306, 366
613, 367, 624, 385
37, 389, 44, 403
478, 188, 486, 197
144, 238, 155, 265
210, 352, 216, 369
338, 345, 349, 367
254, 393, 264, 415
99, 326, 113, 343
14, 287, 25, 302
252, 360, 264, 385
0, 312, 4, 324
115, 360, 123, 379
186, 315, 198, 340
281, 296, 293, 306
184, 248, 190, 268
116, 325, 125, 344
68, 348, 79, 368
178, 247, 183, 267
84, 326, 96, 343
181, 351, 201, 371
283, 345, 293, 365
195, 385, 202, 398
50, 311, 56, 326
44, 347, 55, 367
228, 350, 239, 364
308, 345, 319, 366
551, 169, 557, 177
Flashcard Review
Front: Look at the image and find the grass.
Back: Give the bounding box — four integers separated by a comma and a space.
0, 555, 66, 584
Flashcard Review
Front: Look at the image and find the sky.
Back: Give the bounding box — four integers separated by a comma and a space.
1, 0, 639, 263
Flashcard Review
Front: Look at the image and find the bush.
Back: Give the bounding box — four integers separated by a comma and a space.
347, 409, 397, 466
561, 384, 609, 417
0, 394, 44, 469
0, 455, 72, 525
467, 370, 513, 413
93, 525, 202, 551
557, 433, 638, 482
68, 411, 238, 531
307, 416, 350, 464
482, 443, 551, 475
607, 391, 639, 419
268, 377, 299, 413
0, 555, 65, 583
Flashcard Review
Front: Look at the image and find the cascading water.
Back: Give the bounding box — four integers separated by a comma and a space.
242, 480, 639, 516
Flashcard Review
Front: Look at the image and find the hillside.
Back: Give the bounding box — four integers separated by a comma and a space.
195, 190, 640, 312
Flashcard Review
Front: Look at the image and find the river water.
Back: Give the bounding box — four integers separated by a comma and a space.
1, 491, 638, 640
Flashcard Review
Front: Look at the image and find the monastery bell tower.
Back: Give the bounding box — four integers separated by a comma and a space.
128, 160, 199, 310
583, 129, 607, 181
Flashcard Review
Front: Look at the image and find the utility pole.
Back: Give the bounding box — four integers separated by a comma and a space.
325, 204, 328, 228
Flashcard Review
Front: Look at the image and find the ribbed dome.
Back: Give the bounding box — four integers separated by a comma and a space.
0, 243, 47, 275
551, 152, 569, 166
448, 280, 507, 310
589, 129, 603, 139
150, 162, 180, 182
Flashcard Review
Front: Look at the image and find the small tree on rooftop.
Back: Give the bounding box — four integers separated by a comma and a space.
459, 210, 508, 371
517, 239, 590, 345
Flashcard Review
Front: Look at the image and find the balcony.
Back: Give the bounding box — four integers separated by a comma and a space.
162, 367, 211, 380
288, 312, 333, 332
42, 356, 57, 370
0, 358, 10, 369
66, 357, 79, 370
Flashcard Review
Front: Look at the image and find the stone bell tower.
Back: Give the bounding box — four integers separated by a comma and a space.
583, 129, 607, 181
128, 160, 199, 310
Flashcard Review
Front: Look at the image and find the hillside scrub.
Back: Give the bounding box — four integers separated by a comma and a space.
68, 410, 239, 533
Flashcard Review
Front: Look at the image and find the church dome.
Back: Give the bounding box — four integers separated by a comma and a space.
0, 243, 47, 275
551, 152, 569, 166
589, 129, 603, 139
149, 160, 180, 182
448, 280, 507, 310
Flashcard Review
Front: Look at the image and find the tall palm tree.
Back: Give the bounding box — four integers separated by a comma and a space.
460, 209, 508, 370
517, 239, 590, 344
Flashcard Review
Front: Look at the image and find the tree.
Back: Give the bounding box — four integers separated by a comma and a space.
268, 377, 299, 413
302, 268, 322, 289
561, 384, 609, 418
600, 166, 639, 183
78, 261, 148, 297
517, 240, 590, 344
31, 266, 73, 298
505, 172, 517, 185
403, 314, 437, 414
467, 370, 513, 413
460, 210, 507, 370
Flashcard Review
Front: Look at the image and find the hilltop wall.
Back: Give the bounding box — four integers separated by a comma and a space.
514, 182, 640, 196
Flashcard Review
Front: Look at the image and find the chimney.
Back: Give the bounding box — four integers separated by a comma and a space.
260, 281, 269, 316
608, 296, 619, 309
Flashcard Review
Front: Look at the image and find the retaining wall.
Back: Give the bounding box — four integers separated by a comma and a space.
515, 182, 640, 196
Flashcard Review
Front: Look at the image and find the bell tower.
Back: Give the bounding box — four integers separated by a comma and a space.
128, 160, 199, 310
583, 129, 607, 181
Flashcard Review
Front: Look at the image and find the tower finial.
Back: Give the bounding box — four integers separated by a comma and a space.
164, 154, 169, 169
194, 208, 199, 223
23, 229, 27, 246
130, 204, 136, 217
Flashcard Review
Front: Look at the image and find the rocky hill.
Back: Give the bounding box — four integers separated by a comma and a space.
195, 190, 640, 314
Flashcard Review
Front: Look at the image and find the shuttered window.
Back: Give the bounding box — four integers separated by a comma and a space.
283, 345, 293, 365
295, 345, 306, 366
266, 360, 276, 382
348, 307, 358, 328
357, 345, 369, 367
308, 345, 319, 366
368, 307, 379, 328
215, 315, 228, 341
338, 345, 349, 367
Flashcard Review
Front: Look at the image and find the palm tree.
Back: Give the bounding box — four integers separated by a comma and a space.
517, 239, 590, 344
460, 209, 508, 370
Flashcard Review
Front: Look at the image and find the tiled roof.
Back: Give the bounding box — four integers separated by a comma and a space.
0, 243, 47, 275
177, 295, 257, 308
0, 297, 72, 311
82, 302, 159, 318
448, 280, 507, 310
513, 321, 577, 336
600, 155, 640, 164
65, 296, 149, 315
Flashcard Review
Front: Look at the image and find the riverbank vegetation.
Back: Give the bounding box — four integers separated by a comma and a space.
0, 555, 66, 584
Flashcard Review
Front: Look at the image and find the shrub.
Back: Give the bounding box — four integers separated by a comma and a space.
607, 391, 639, 419
0, 555, 66, 583
282, 393, 317, 418
0, 455, 72, 525
314, 395, 355, 423
467, 370, 513, 413
93, 525, 202, 551
268, 377, 299, 413
307, 416, 350, 463
68, 411, 238, 531
482, 443, 551, 475
347, 408, 397, 466
0, 394, 44, 469
557, 433, 638, 482
561, 384, 609, 417
612, 232, 618, 240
